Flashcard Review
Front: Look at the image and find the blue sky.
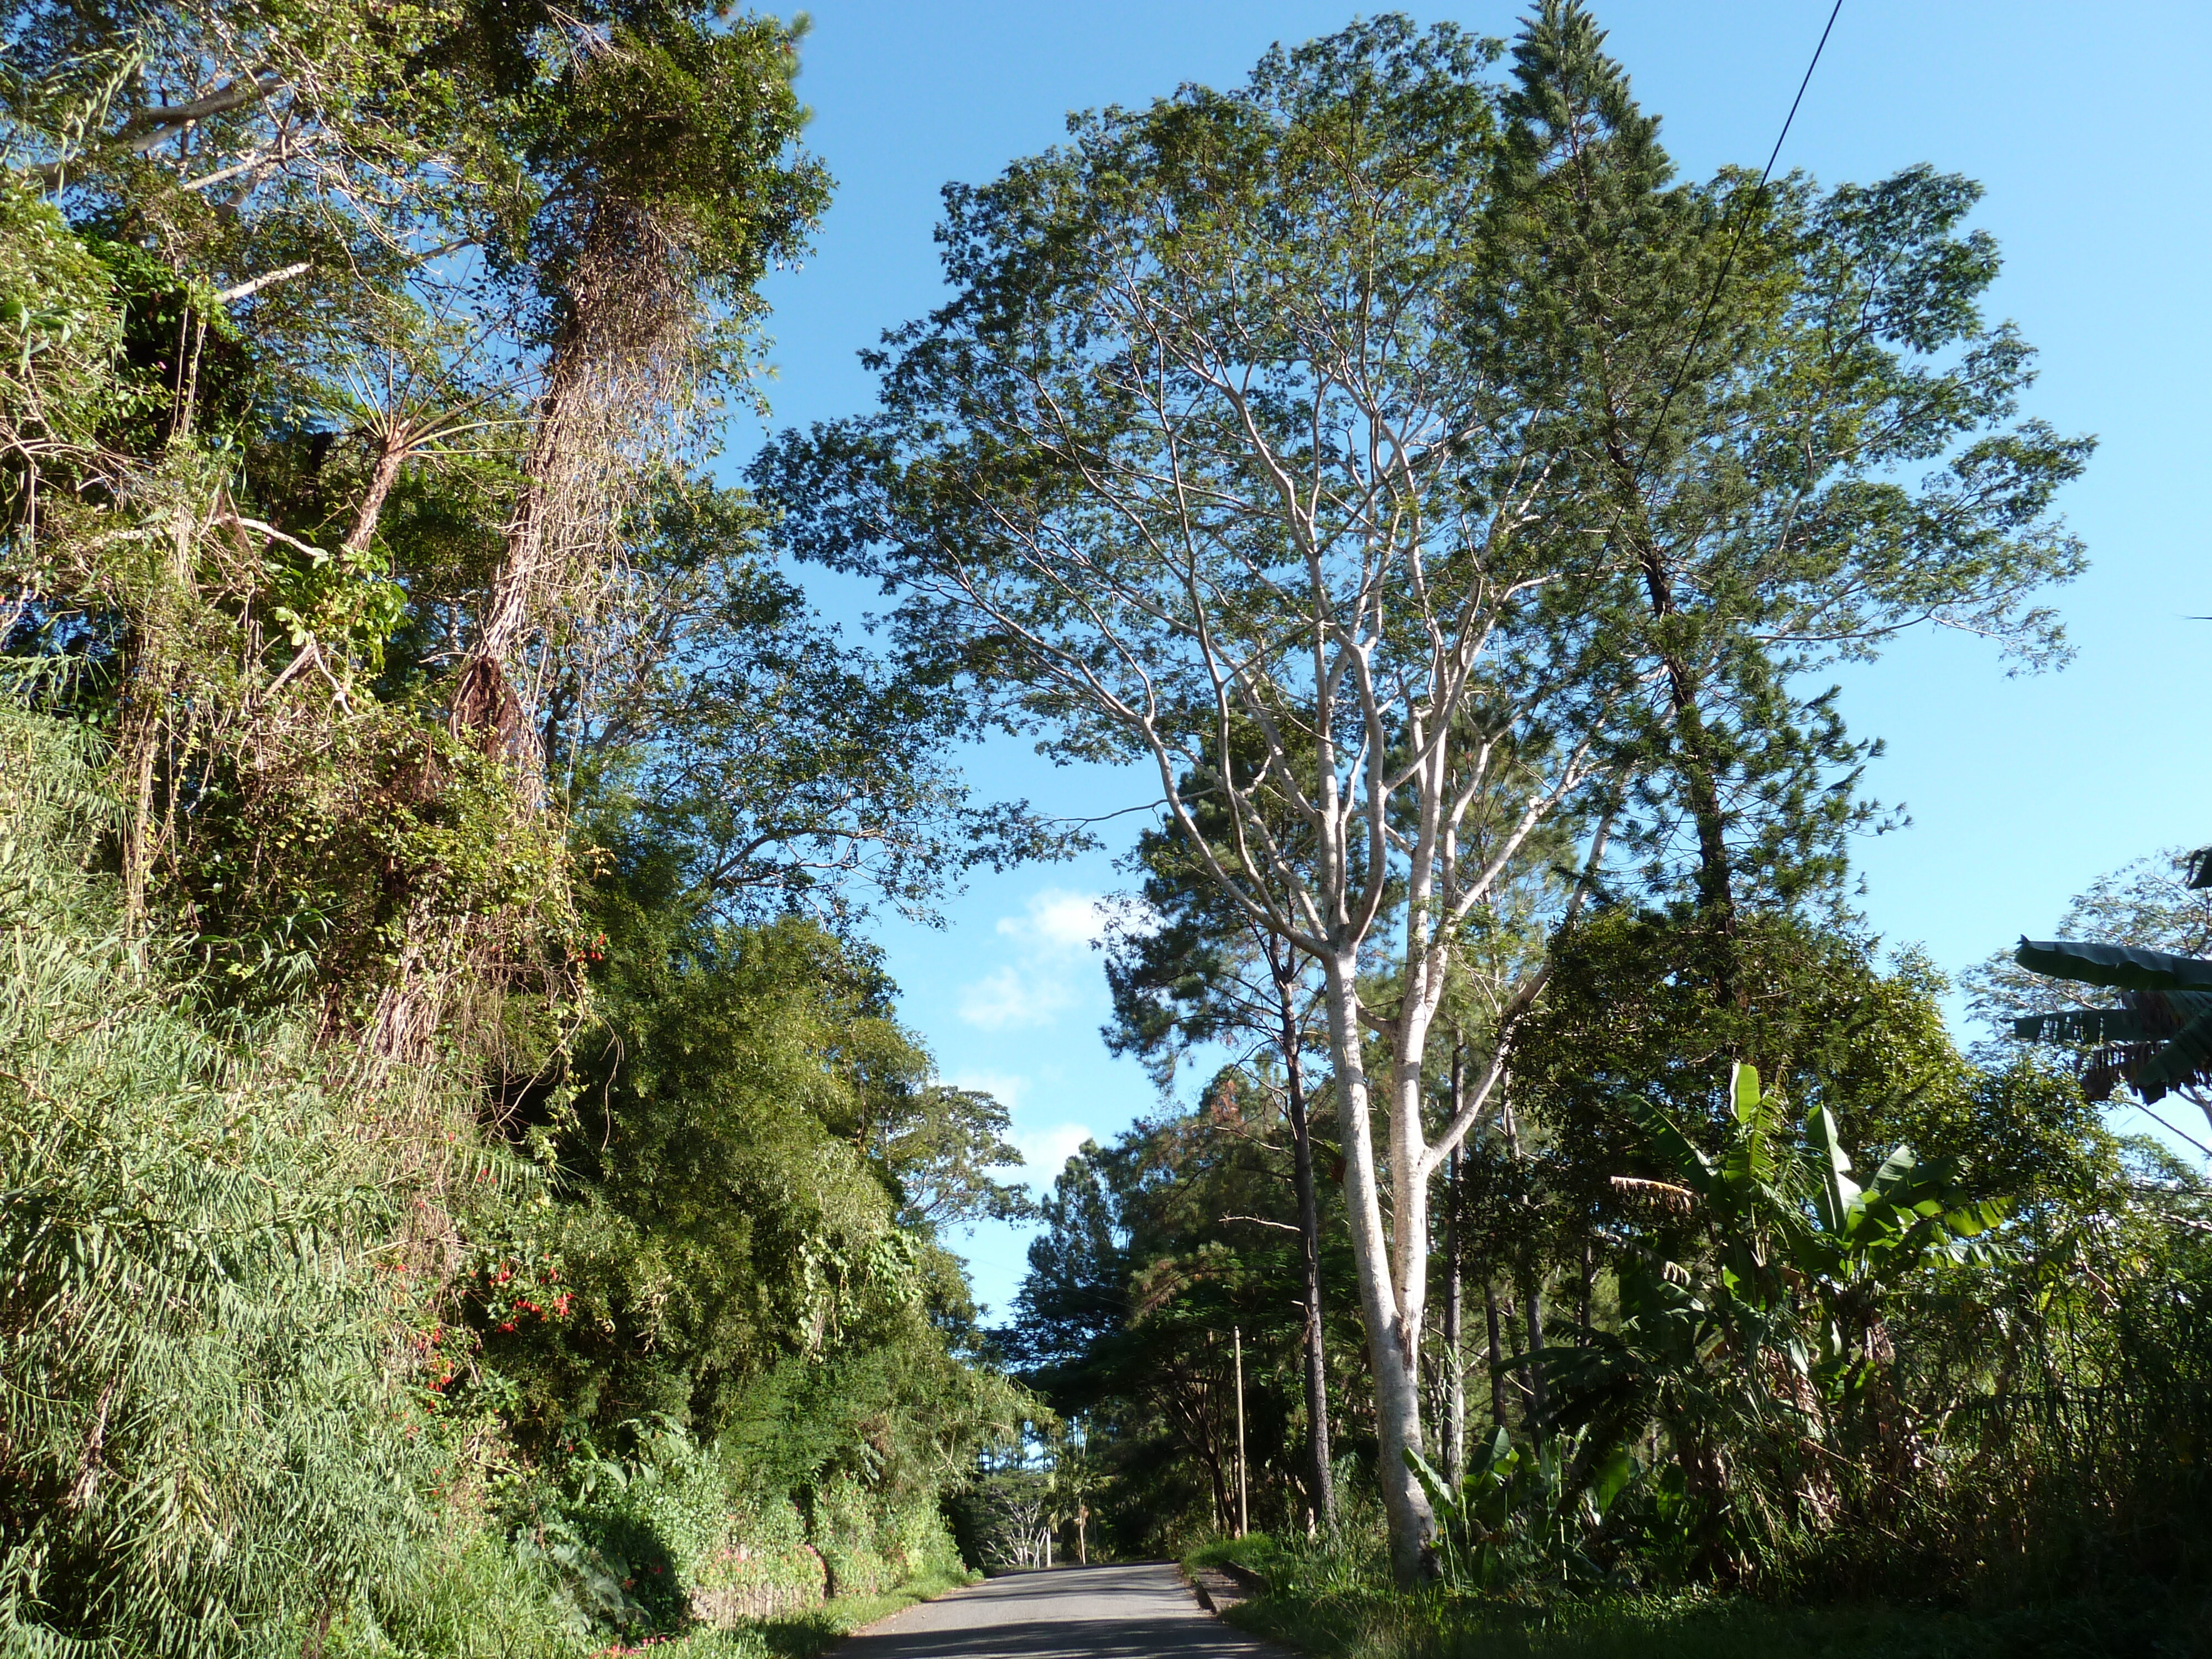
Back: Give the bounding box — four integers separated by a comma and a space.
725, 1, 2212, 1316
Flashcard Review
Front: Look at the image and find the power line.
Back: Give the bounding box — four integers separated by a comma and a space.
1634, 0, 1845, 472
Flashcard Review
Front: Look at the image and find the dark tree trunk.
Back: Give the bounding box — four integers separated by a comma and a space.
1285, 1034, 1337, 1531
1267, 933, 1337, 1532
1501, 1102, 1548, 1427
1603, 420, 1742, 1004
1184, 1374, 1233, 1535
1521, 1272, 1550, 1428
1483, 1278, 1506, 1428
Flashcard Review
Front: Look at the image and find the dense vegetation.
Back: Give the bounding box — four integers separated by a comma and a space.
0, 2, 1045, 1652
771, 1, 2209, 1651
6, 2, 2207, 1657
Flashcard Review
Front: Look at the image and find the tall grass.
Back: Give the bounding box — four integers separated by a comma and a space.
0, 705, 575, 1655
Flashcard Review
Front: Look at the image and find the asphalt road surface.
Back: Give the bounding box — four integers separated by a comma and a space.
830, 1563, 1288, 1659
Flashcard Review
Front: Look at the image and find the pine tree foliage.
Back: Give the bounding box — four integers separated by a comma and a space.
1489, 0, 2091, 916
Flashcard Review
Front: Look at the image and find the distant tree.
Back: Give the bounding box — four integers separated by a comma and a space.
1014, 1094, 1347, 1550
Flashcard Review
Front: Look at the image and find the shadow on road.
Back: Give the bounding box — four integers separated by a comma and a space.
828, 1563, 1279, 1659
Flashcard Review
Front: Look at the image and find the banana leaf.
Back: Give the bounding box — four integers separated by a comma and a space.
2013, 938, 2212, 991
2012, 1008, 2156, 1044
2014, 992, 2212, 1046
1725, 1062, 1783, 1188
1864, 1144, 1947, 1211
1730, 1061, 1764, 1126
1626, 1097, 1715, 1196
2186, 845, 2212, 891
1804, 1105, 1860, 1233
2132, 1005, 2212, 1103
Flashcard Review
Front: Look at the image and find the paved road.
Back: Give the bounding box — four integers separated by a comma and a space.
830, 1563, 1287, 1659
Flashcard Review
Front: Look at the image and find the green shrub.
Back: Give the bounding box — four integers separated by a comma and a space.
686, 1486, 826, 1627
812, 1474, 893, 1597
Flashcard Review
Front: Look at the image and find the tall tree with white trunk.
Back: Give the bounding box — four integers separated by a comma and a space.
760, 4, 2091, 1582
765, 18, 1631, 1580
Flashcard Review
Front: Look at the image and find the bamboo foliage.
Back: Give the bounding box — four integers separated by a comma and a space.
0, 705, 445, 1653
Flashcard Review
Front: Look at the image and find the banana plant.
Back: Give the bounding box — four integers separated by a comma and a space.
1626, 1063, 2005, 1308
1422, 1066, 2013, 1590
1623, 1061, 1802, 1308
1799, 1101, 2008, 1277
2012, 934, 2212, 1107
1582, 1065, 2008, 1457
1796, 1095, 2008, 1404
1405, 1423, 1637, 1591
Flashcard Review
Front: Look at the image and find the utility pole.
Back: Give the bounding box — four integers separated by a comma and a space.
1233, 1324, 1249, 1537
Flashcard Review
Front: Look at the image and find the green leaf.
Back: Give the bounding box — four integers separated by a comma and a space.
1866, 1145, 1922, 1196
1587, 1442, 1636, 1515
2011, 1008, 2154, 1044
1469, 1423, 1511, 1482
1730, 1061, 1762, 1125
1402, 1444, 1455, 1519
2014, 938, 2212, 991
1627, 1098, 1716, 1196
1943, 1197, 2008, 1239
1861, 1146, 1964, 1227
1721, 1061, 1790, 1190
1804, 1105, 1861, 1233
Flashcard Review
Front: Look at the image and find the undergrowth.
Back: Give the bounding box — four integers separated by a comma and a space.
1191, 1534, 2212, 1659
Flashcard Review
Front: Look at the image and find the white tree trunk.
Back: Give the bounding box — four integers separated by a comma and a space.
1322, 953, 1434, 1581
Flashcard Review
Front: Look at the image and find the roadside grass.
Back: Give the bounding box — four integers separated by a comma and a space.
641, 1563, 980, 1658
1183, 1536, 2211, 1659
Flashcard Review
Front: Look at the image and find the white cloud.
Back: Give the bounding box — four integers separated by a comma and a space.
957, 888, 1109, 1030
997, 888, 1111, 953
947, 1070, 1029, 1112
1014, 1122, 1098, 1193
957, 966, 1076, 1031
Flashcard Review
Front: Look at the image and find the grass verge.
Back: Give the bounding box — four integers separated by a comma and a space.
744, 1564, 978, 1658
630, 1564, 979, 1658
1184, 1536, 2211, 1659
